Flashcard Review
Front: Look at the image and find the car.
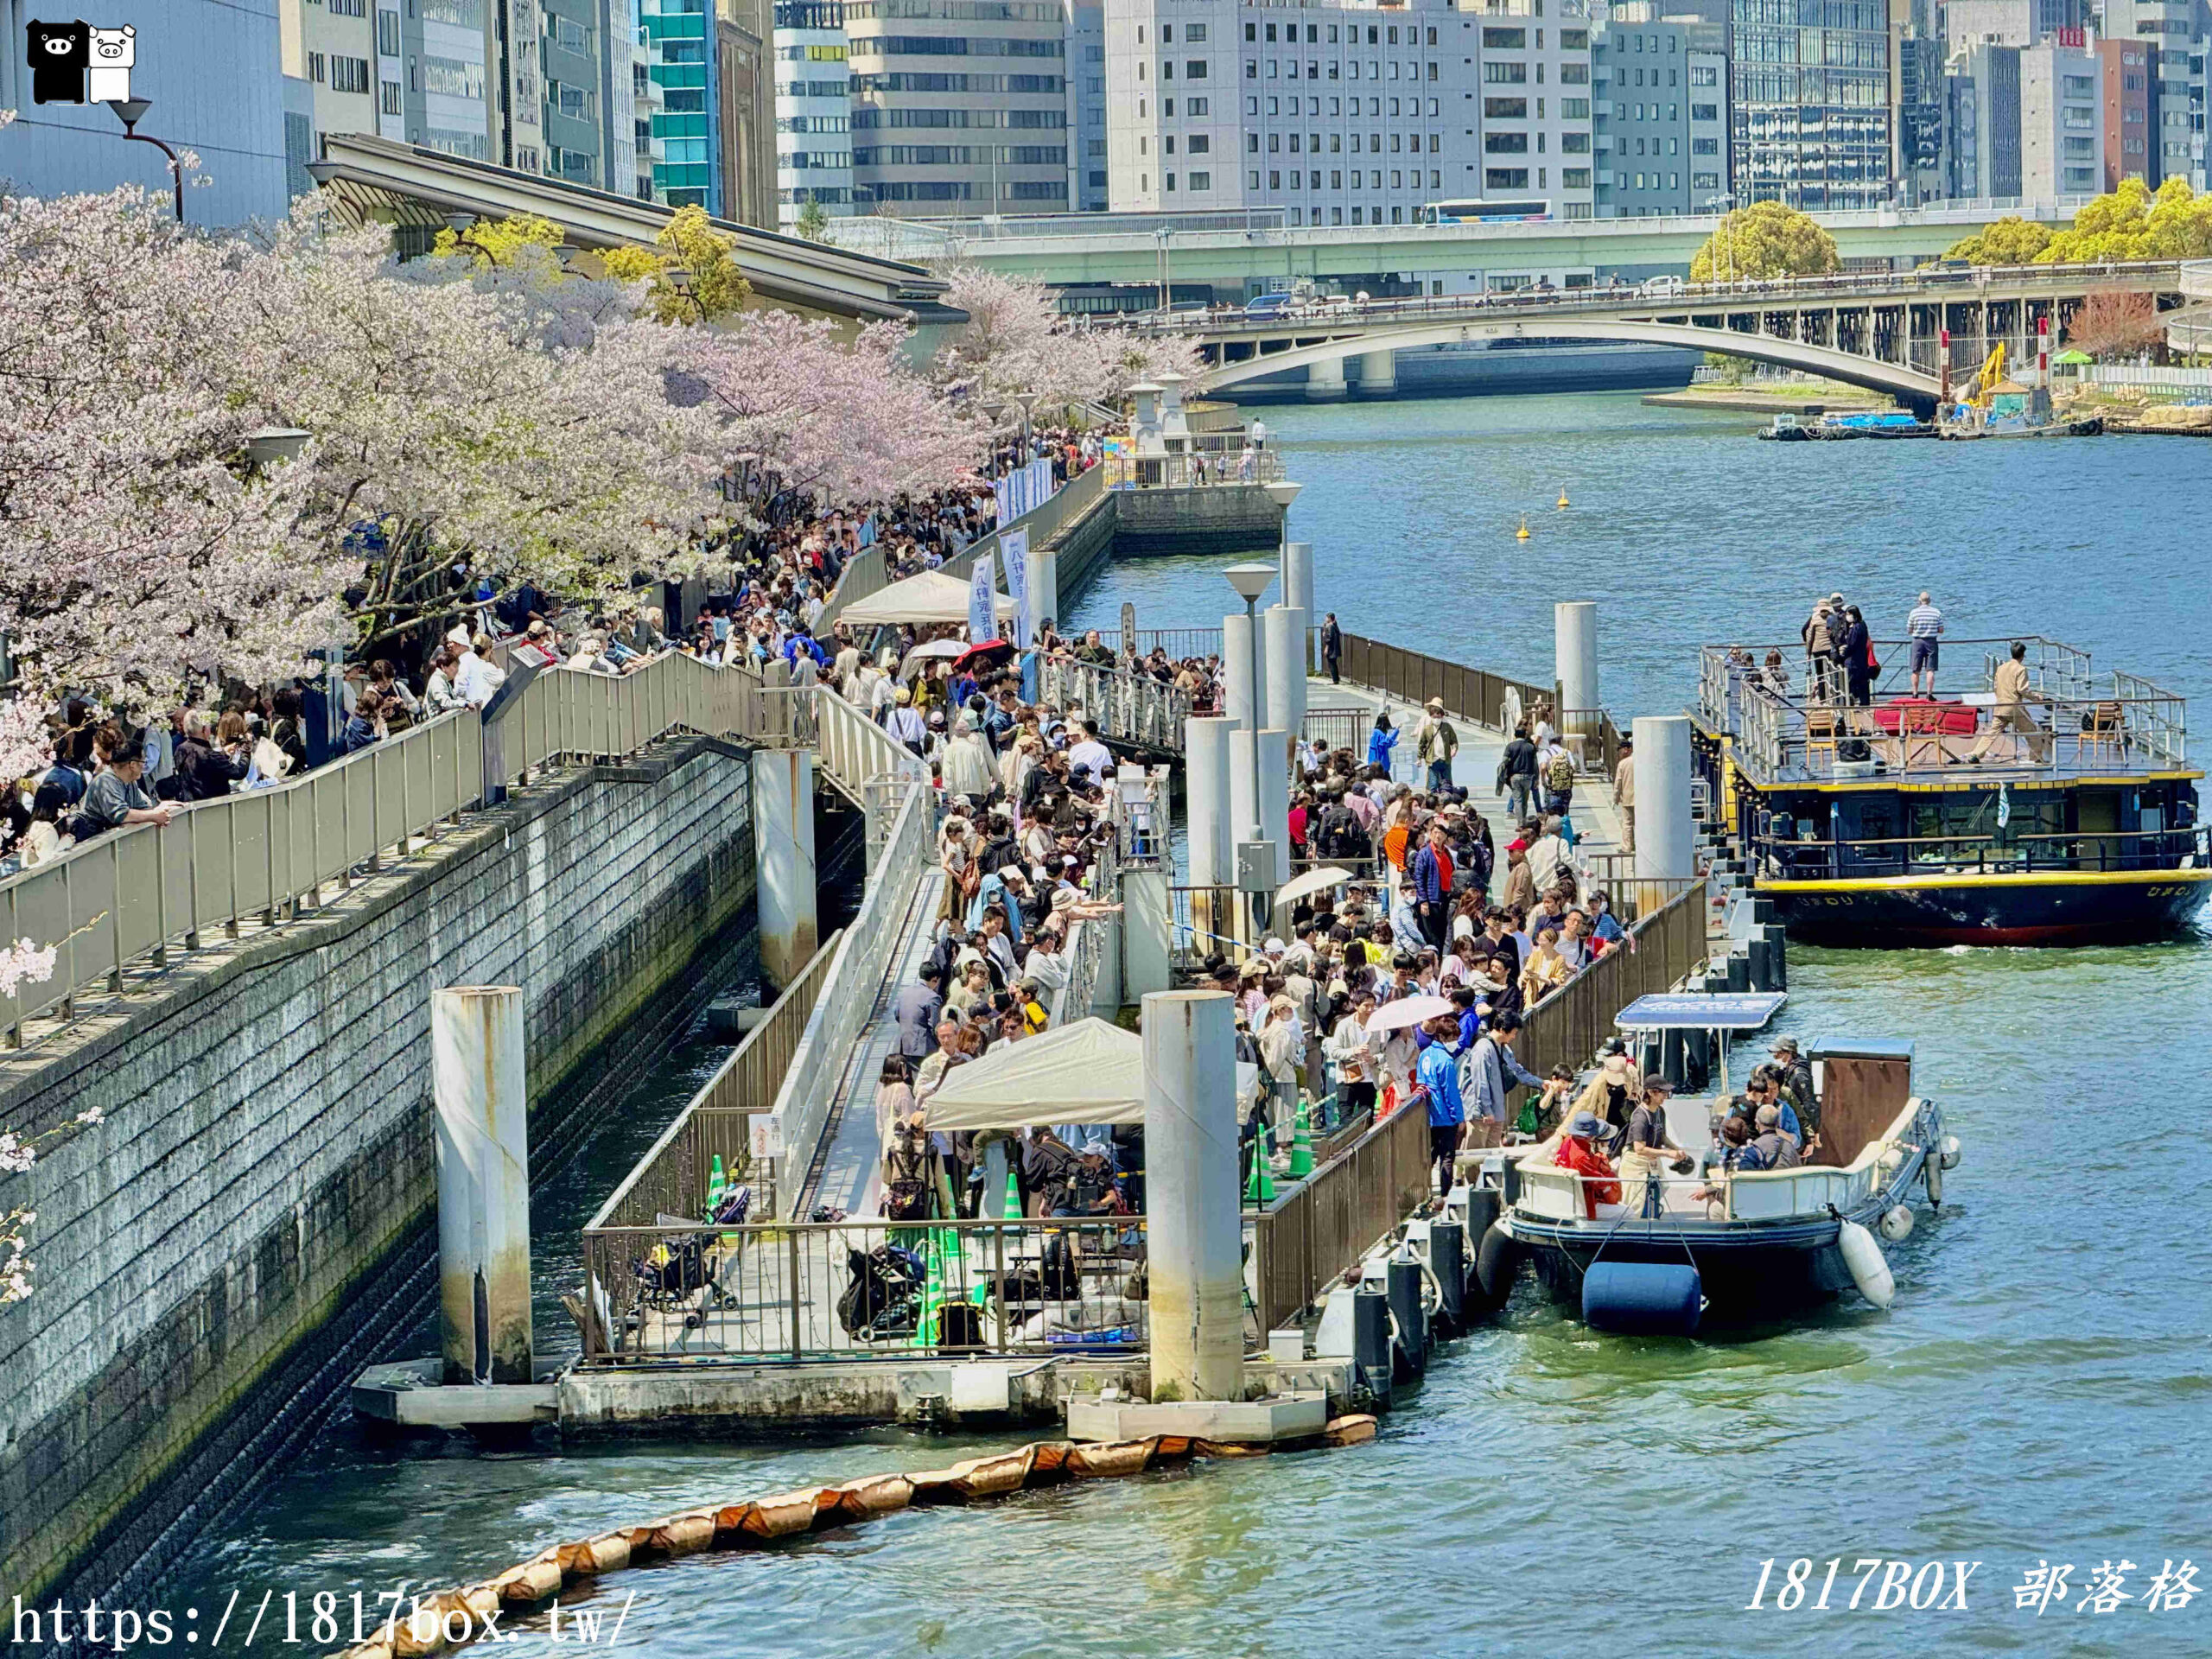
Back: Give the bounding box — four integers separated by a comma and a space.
1640, 274, 1686, 297
1242, 291, 1298, 320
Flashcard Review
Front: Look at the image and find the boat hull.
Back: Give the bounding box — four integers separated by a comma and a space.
1520, 1223, 1858, 1319
1758, 868, 2212, 946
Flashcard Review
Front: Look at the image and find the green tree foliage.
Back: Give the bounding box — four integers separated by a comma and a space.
794, 197, 831, 242
1937, 215, 2054, 265
1688, 201, 1841, 283
650, 204, 753, 324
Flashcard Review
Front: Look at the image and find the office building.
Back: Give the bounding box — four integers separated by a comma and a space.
2099, 33, 2154, 184
643, 0, 722, 207
283, 0, 378, 156
1731, 0, 1896, 209
634, 19, 665, 199
1947, 40, 2021, 196
1943, 0, 2090, 44
0, 0, 295, 223
847, 0, 1071, 215
1071, 1, 1110, 210
774, 0, 856, 226
1103, 0, 1598, 227
721, 0, 779, 224
2101, 0, 2209, 184
1592, 6, 1728, 218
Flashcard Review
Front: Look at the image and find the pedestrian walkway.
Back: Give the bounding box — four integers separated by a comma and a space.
1305, 673, 1628, 855
800, 870, 944, 1222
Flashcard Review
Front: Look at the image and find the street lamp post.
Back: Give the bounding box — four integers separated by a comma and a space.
1013, 391, 1039, 454
108, 99, 183, 223
1224, 563, 1278, 937
1263, 479, 1302, 592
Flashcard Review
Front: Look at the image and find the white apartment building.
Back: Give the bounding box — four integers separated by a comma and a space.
283, 0, 379, 146
1104, 0, 1597, 226
774, 0, 857, 226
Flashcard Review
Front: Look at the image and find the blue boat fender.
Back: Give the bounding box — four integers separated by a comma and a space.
1581, 1262, 1703, 1336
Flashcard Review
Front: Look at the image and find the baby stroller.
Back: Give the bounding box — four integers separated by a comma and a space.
836, 1243, 925, 1342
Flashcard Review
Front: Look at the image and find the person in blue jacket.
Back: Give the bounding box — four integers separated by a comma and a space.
1366, 712, 1399, 772
1409, 1014, 1467, 1196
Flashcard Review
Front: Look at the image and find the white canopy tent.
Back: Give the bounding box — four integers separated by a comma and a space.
921, 1017, 1260, 1133
836, 569, 1016, 631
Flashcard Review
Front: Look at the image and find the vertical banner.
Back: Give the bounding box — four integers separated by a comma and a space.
969, 551, 997, 644
994, 476, 1013, 527
1028, 455, 1053, 515
1001, 527, 1032, 647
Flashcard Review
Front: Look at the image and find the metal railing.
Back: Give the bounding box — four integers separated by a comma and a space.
1752, 828, 2209, 882
1246, 1088, 1429, 1336
588, 937, 843, 1230
813, 686, 930, 864
580, 1213, 1147, 1364
1034, 655, 1194, 750
1100, 450, 1287, 489
1514, 878, 1710, 1091
1331, 632, 1554, 735
0, 649, 791, 1046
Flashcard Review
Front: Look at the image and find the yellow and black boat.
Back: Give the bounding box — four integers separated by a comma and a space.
1692, 636, 2209, 946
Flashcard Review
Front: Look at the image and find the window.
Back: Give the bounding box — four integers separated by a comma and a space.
1484, 62, 1527, 84
1692, 169, 1719, 189
1691, 102, 1716, 120
1186, 22, 1206, 42
332, 54, 372, 94
1692, 137, 1718, 155
1249, 169, 1260, 188
1484, 96, 1527, 118
1690, 64, 1716, 87
1561, 131, 1588, 153
1562, 97, 1588, 118
1562, 167, 1591, 188
378, 10, 401, 55
1483, 27, 1526, 48
1560, 63, 1589, 85
381, 79, 403, 115
1186, 59, 1206, 78
1188, 97, 1208, 115
1248, 132, 1259, 152
1164, 172, 1175, 191
1190, 169, 1210, 188
308, 51, 326, 84
1484, 131, 1528, 153
2063, 74, 2094, 99
1486, 167, 1529, 188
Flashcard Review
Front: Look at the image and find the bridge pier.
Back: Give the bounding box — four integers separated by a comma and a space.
1356, 348, 1398, 397
1304, 356, 1348, 401
752, 749, 820, 994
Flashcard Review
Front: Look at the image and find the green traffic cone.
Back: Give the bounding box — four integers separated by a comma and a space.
1003, 1164, 1023, 1220
1246, 1148, 1277, 1205
706, 1154, 727, 1215
1288, 1097, 1315, 1179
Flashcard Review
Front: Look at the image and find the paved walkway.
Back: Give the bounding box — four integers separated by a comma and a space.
1304, 672, 1628, 855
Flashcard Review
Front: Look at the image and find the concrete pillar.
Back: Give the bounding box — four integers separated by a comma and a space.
1283, 541, 1316, 636
1223, 609, 1268, 735
1184, 715, 1233, 888
752, 749, 819, 993
1257, 728, 1292, 880
1633, 715, 1695, 900
1229, 726, 1262, 851
1142, 988, 1244, 1402
1033, 543, 1059, 639
1122, 867, 1173, 998
1263, 605, 1306, 772
433, 986, 531, 1386
1304, 356, 1348, 401
1554, 601, 1599, 740
1357, 347, 1398, 397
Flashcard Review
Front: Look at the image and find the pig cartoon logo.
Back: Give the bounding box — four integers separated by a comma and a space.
27, 19, 90, 104
86, 23, 132, 101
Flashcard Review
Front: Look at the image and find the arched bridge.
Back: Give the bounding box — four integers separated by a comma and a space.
1160, 261, 2191, 415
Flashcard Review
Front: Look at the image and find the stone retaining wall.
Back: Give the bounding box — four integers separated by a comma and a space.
0, 737, 758, 1606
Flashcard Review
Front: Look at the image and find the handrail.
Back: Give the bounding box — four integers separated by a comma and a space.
1330, 631, 1553, 735
1034, 655, 1194, 750
0, 650, 796, 1047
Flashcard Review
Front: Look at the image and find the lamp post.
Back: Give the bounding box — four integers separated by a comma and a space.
1263, 478, 1302, 589
242, 428, 314, 471
1224, 563, 1277, 905
108, 99, 183, 223
1013, 390, 1039, 453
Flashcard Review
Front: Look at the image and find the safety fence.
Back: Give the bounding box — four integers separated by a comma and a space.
811, 685, 931, 866
0, 649, 787, 1046
1100, 451, 1286, 489
1330, 632, 1554, 736
1035, 656, 1194, 751
588, 936, 842, 1232
1245, 1091, 1429, 1337
1514, 878, 1710, 1087
578, 1213, 1147, 1363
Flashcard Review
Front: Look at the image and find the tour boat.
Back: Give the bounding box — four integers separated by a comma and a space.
1474, 1008, 1955, 1332
1692, 634, 2209, 945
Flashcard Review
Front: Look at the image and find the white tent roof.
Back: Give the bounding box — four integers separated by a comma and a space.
836, 569, 1016, 629
921, 1016, 1259, 1133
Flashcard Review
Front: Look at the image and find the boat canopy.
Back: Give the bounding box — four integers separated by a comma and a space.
921, 1016, 1261, 1132
1614, 991, 1788, 1030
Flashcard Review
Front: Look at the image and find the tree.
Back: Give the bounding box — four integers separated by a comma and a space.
430, 213, 566, 268
930, 264, 1205, 416
1938, 215, 2053, 266
1688, 200, 1841, 283
2063, 290, 2165, 360
794, 197, 831, 243
2037, 176, 2212, 264
650, 204, 753, 324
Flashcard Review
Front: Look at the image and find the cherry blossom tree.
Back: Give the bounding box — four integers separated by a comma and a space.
932, 263, 1207, 414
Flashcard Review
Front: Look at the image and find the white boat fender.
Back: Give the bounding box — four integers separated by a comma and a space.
1939, 1135, 1962, 1171
1837, 1215, 1896, 1309
1879, 1204, 1916, 1243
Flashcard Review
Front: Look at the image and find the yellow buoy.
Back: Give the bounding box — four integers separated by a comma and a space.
1516, 516, 1531, 541
1557, 489, 1571, 509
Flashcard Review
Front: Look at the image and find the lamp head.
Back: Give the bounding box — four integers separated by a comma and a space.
1224, 563, 1276, 604
1264, 480, 1303, 510
243, 427, 314, 468
304, 159, 342, 188
109, 97, 152, 130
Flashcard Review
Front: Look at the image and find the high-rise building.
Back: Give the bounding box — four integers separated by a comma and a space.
1592, 7, 1728, 218
2100, 34, 2155, 185
1070, 1, 1110, 210
2101, 0, 2209, 184
720, 0, 779, 224
1104, 0, 1597, 227
847, 0, 1071, 215
2019, 31, 2104, 194
642, 0, 722, 207
1943, 0, 2089, 45
774, 0, 856, 226
1731, 0, 1897, 208
283, 0, 378, 155
1947, 41, 2022, 196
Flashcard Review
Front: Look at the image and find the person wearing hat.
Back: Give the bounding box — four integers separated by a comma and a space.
1570, 1042, 1642, 1151
1552, 1108, 1622, 1219
1770, 1038, 1818, 1130
1751, 1102, 1802, 1169
887, 683, 927, 753
1415, 696, 1459, 792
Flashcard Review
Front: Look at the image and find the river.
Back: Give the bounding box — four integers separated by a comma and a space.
169, 393, 2212, 1657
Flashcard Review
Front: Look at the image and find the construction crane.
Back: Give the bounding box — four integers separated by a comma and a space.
1961, 341, 2006, 409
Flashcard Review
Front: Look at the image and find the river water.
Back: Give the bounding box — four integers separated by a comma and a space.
170, 394, 2212, 1657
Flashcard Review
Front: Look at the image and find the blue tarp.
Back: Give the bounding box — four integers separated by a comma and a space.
1614, 992, 1789, 1030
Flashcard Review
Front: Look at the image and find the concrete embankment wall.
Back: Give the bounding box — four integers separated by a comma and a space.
1107, 486, 1282, 560
0, 737, 759, 1607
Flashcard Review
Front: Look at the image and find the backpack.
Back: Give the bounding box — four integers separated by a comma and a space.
1319, 804, 1365, 861
1543, 753, 1576, 793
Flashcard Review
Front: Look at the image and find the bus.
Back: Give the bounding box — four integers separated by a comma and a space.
1416, 199, 1552, 226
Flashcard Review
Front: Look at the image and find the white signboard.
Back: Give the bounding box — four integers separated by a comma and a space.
969, 551, 997, 644
1001, 527, 1031, 647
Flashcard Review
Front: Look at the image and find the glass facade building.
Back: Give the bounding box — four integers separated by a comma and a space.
1730, 0, 1895, 209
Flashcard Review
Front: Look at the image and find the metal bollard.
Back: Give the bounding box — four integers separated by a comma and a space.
1746, 931, 1775, 993
1660, 1027, 1686, 1088
1352, 1286, 1393, 1408
1726, 950, 1750, 994
1429, 1222, 1466, 1337
1764, 923, 1789, 991
1386, 1255, 1428, 1382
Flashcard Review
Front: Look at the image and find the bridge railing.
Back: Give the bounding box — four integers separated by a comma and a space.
1332, 631, 1554, 734
1036, 656, 1194, 750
